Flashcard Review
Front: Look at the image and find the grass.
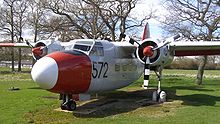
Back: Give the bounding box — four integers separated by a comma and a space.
0, 68, 220, 124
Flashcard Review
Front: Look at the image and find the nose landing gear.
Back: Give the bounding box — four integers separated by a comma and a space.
60, 94, 76, 111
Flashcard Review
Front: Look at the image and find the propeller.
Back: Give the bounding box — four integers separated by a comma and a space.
25, 40, 34, 48
122, 33, 181, 89
142, 38, 183, 89
25, 40, 47, 60
123, 33, 180, 89
144, 34, 181, 89
32, 47, 45, 57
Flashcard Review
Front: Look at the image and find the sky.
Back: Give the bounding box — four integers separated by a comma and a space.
132, 0, 164, 39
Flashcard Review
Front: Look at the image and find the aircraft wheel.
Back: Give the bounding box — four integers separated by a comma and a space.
60, 104, 68, 110
67, 100, 76, 111
158, 91, 166, 103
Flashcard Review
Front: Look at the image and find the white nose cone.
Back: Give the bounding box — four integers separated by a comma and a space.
31, 57, 58, 90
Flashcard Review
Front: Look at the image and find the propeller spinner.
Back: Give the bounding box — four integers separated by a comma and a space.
26, 40, 48, 60
143, 46, 154, 57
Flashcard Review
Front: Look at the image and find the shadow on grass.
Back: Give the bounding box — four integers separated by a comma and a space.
168, 85, 214, 92
28, 87, 42, 90
74, 84, 220, 118
164, 85, 220, 107
74, 89, 159, 118
178, 94, 220, 106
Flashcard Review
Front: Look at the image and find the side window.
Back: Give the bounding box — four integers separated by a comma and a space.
90, 46, 97, 55
97, 47, 104, 56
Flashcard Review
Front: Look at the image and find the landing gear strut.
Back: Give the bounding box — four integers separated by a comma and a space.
152, 67, 166, 103
60, 94, 76, 111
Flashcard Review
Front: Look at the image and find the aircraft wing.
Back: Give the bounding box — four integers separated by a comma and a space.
0, 43, 31, 48
170, 41, 220, 56
113, 42, 137, 57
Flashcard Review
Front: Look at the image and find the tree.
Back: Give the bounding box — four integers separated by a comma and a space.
0, 0, 153, 71
40, 0, 152, 41
161, 0, 220, 85
27, 0, 47, 43
0, 0, 30, 72
0, 0, 17, 72
14, 0, 28, 72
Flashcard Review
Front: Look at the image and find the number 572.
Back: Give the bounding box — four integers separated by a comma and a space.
92, 62, 108, 78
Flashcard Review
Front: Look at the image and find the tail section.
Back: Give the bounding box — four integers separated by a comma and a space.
142, 23, 150, 40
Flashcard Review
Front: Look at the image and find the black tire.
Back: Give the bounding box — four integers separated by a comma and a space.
158, 91, 166, 103
60, 104, 68, 110
67, 100, 76, 111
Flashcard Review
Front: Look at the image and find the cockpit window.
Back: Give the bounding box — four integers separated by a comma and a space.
90, 42, 104, 56
73, 41, 93, 52
73, 40, 104, 56
75, 41, 93, 45
74, 44, 91, 51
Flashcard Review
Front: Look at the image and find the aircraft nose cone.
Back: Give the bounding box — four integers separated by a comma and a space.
31, 57, 58, 89
46, 50, 92, 94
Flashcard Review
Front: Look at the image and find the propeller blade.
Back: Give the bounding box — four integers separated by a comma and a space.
25, 40, 34, 48
119, 33, 126, 41
143, 57, 150, 89
142, 56, 146, 61
153, 41, 170, 51
153, 34, 180, 51
125, 36, 142, 47
173, 34, 181, 40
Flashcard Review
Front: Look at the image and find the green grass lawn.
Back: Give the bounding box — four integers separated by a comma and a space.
0, 68, 220, 124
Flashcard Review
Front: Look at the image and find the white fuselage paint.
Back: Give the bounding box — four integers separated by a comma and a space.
87, 41, 143, 93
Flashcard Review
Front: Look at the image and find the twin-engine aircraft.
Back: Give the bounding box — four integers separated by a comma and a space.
1, 23, 220, 111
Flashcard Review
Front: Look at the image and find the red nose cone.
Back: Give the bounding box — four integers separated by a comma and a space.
46, 51, 92, 94
143, 46, 153, 57
32, 47, 43, 56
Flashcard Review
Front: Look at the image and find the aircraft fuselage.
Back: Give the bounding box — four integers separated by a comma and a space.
31, 40, 143, 95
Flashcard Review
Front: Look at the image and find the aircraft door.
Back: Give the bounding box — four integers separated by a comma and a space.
88, 41, 116, 92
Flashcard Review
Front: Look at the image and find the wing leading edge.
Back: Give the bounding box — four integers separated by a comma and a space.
170, 41, 220, 56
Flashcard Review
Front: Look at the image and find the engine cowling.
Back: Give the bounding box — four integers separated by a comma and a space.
32, 39, 63, 60
136, 40, 173, 67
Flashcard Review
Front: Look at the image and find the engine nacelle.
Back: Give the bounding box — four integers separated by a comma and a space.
136, 40, 174, 67
33, 39, 64, 60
